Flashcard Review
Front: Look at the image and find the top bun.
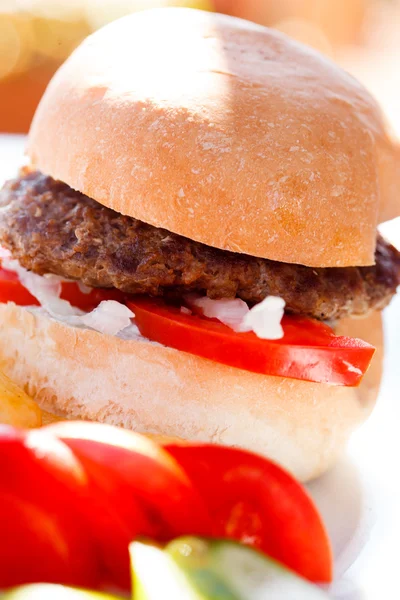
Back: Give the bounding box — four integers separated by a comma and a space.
27, 8, 399, 267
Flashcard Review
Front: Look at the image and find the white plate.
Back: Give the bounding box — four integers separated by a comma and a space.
309, 304, 400, 599
0, 134, 399, 599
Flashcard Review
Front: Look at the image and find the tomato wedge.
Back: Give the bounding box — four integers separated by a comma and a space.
0, 493, 96, 590
45, 422, 211, 588
127, 297, 374, 386
45, 422, 211, 537
0, 427, 99, 589
165, 443, 333, 584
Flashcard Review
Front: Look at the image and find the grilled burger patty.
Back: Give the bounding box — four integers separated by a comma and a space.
0, 170, 399, 321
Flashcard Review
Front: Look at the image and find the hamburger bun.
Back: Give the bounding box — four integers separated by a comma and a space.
0, 302, 382, 482
27, 8, 400, 268
0, 8, 394, 482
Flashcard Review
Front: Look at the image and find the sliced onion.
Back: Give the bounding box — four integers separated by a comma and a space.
79, 301, 134, 336
239, 296, 285, 340
3, 258, 74, 316
185, 294, 249, 331
3, 259, 134, 336
185, 293, 285, 339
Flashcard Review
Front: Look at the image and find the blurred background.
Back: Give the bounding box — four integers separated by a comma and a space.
1, 0, 400, 137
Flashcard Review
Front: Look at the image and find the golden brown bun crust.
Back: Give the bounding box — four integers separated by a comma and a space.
27, 8, 399, 267
0, 303, 382, 482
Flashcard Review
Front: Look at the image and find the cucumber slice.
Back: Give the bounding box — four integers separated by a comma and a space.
131, 537, 329, 600
131, 541, 209, 600
2, 584, 119, 600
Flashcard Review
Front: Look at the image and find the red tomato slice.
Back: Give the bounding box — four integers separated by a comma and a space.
127, 297, 374, 386
0, 426, 99, 588
165, 444, 333, 584
0, 268, 39, 305
0, 265, 374, 385
45, 422, 212, 588
60, 285, 125, 312
0, 267, 124, 311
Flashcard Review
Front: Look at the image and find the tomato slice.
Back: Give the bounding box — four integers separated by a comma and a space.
0, 264, 374, 385
127, 297, 374, 386
165, 444, 333, 584
0, 267, 124, 311
0, 268, 39, 306
60, 285, 125, 312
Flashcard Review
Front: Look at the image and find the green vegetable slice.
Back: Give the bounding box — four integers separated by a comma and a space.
131, 537, 330, 599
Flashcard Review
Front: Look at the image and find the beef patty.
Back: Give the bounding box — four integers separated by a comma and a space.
0, 170, 399, 321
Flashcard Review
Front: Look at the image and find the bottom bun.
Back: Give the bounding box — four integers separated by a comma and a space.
0, 303, 382, 481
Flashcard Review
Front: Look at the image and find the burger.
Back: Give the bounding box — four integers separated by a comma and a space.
0, 8, 398, 481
